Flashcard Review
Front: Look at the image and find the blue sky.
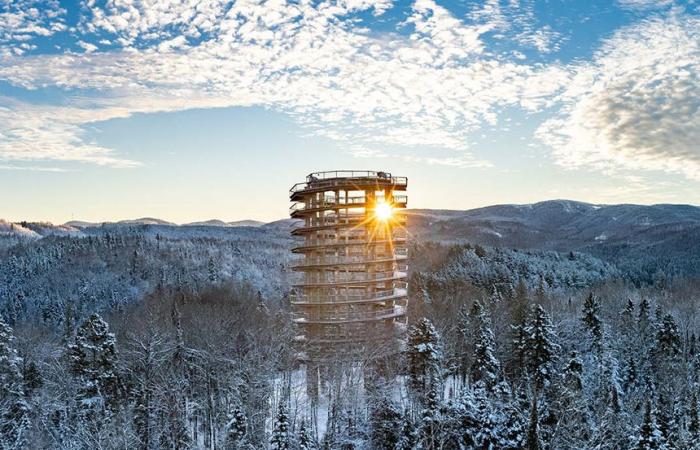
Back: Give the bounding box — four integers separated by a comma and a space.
1, 0, 699, 223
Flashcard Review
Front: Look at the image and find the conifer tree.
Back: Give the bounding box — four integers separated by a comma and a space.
638, 298, 652, 341
395, 412, 416, 450
621, 299, 635, 330
270, 402, 291, 450
489, 285, 503, 304
66, 313, 119, 416
581, 292, 603, 351
689, 392, 700, 443
407, 318, 442, 399
655, 314, 682, 358
22, 360, 42, 395
633, 400, 668, 450
369, 394, 401, 450
0, 319, 30, 450
298, 420, 316, 450
524, 305, 559, 389
552, 351, 593, 448
656, 393, 678, 448
207, 257, 218, 283
526, 397, 541, 450
225, 405, 248, 448
470, 301, 501, 388
418, 386, 441, 450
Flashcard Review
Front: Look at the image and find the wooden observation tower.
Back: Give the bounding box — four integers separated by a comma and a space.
289, 170, 408, 365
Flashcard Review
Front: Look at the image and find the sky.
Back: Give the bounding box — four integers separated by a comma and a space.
0, 0, 699, 224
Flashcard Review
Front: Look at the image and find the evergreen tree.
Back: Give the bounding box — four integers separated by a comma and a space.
270, 402, 291, 450
406, 318, 442, 399
621, 299, 635, 330
470, 301, 501, 388
225, 405, 248, 448
689, 392, 700, 444
655, 314, 682, 358
633, 400, 667, 450
552, 351, 593, 449
417, 386, 441, 450
298, 420, 316, 450
207, 257, 218, 283
638, 298, 652, 341
562, 351, 584, 392
0, 319, 30, 450
526, 397, 541, 450
591, 388, 630, 450
656, 393, 679, 448
524, 305, 559, 389
22, 360, 42, 395
369, 394, 401, 450
581, 292, 603, 351
395, 412, 416, 450
65, 313, 119, 417
489, 285, 503, 304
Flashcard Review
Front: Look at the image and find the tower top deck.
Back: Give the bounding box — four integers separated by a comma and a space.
290, 170, 407, 200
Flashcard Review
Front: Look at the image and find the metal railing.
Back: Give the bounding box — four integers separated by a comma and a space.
291, 288, 407, 304
293, 305, 406, 323
290, 171, 408, 196
292, 252, 407, 268
292, 236, 407, 250
294, 271, 408, 287
290, 195, 408, 214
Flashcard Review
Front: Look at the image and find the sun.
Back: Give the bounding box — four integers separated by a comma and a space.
374, 201, 393, 221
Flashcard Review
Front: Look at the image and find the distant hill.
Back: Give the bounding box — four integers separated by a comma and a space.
7, 199, 700, 283
408, 200, 700, 283
184, 219, 265, 227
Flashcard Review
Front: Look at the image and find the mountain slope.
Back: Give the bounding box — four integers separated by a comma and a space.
409, 200, 700, 282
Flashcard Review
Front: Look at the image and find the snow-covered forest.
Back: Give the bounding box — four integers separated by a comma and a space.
1, 222, 700, 449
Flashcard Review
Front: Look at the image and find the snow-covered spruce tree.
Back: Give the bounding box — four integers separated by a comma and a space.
620, 299, 635, 331
394, 411, 416, 450
489, 285, 503, 304
417, 386, 441, 450
492, 382, 527, 449
688, 392, 700, 446
526, 397, 541, 450
590, 385, 631, 450
207, 256, 219, 283
298, 420, 316, 450
470, 301, 501, 389
407, 318, 442, 401
655, 314, 682, 359
633, 400, 668, 450
656, 393, 679, 448
472, 383, 501, 448
369, 394, 401, 449
551, 351, 593, 448
509, 280, 530, 380
638, 298, 652, 343
581, 292, 603, 352
524, 305, 559, 390
270, 402, 291, 450
22, 361, 42, 395
225, 405, 248, 448
456, 303, 473, 383
0, 319, 30, 450
65, 313, 119, 417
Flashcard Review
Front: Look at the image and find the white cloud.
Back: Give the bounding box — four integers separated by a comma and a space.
537, 14, 700, 179
0, 0, 570, 168
616, 0, 675, 10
